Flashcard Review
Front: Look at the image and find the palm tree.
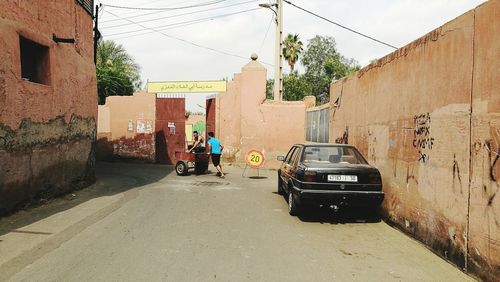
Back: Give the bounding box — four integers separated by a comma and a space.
96, 40, 141, 104
282, 34, 303, 72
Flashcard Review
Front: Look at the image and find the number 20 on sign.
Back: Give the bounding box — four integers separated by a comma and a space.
246, 150, 265, 168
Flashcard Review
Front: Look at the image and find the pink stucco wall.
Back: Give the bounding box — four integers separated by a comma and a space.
328, 1, 498, 280
468, 0, 500, 278
0, 0, 97, 215
216, 58, 308, 169
97, 92, 156, 162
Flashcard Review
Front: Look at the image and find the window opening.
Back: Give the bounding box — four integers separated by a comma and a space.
19, 36, 50, 85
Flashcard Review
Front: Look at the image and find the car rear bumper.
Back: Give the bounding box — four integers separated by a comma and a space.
291, 187, 384, 207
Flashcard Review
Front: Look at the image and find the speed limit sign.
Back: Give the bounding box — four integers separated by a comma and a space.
246, 150, 265, 168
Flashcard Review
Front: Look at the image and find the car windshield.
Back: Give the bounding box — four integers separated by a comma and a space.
301, 146, 368, 165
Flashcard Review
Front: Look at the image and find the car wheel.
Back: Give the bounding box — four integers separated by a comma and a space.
175, 161, 188, 176
288, 190, 300, 216
277, 174, 284, 195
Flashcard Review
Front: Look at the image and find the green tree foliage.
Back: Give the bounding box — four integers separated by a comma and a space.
301, 35, 360, 103
266, 74, 311, 101
96, 40, 142, 105
283, 72, 311, 101
282, 34, 303, 72
266, 78, 274, 100
269, 35, 360, 103
193, 121, 206, 134
185, 110, 205, 116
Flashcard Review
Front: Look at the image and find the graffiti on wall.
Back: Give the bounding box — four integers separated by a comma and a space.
452, 153, 463, 193
485, 137, 499, 211
335, 126, 349, 144
485, 139, 500, 183
413, 113, 434, 163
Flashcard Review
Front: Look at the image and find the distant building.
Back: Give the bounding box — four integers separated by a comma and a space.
0, 0, 97, 215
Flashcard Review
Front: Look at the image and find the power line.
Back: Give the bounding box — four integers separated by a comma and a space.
105, 8, 260, 37
103, 0, 228, 11
101, 0, 203, 19
258, 14, 274, 55
282, 0, 398, 50
109, 19, 217, 40
103, 10, 273, 67
102, 0, 203, 23
102, 0, 259, 29
134, 0, 193, 7
107, 18, 216, 38
101, 0, 258, 24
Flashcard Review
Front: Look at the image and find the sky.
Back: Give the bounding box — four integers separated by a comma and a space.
97, 0, 487, 111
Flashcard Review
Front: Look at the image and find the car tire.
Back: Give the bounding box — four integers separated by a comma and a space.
277, 174, 284, 195
288, 190, 300, 216
175, 161, 189, 176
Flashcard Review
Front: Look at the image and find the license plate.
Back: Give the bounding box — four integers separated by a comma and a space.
328, 175, 358, 182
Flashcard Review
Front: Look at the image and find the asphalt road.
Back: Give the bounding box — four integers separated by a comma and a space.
0, 162, 475, 281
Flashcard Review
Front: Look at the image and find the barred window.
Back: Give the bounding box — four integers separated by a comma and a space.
76, 0, 94, 16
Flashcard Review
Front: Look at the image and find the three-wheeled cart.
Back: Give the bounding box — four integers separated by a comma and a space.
174, 151, 210, 176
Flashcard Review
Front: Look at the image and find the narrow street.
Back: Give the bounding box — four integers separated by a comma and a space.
0, 162, 474, 281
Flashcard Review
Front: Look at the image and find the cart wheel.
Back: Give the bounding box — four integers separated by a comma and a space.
175, 161, 189, 176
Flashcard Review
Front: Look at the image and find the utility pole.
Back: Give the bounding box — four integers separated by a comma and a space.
274, 0, 283, 102
93, 4, 102, 65
259, 0, 283, 101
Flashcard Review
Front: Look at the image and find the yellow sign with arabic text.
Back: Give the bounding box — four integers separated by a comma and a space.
147, 80, 226, 93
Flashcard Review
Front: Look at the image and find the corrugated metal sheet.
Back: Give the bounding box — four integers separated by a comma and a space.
306, 105, 329, 143
306, 112, 313, 141
76, 0, 94, 16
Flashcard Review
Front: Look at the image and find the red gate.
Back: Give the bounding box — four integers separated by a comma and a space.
205, 97, 216, 139
155, 94, 186, 164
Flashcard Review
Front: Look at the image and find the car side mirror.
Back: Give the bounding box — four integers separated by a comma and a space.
277, 156, 285, 161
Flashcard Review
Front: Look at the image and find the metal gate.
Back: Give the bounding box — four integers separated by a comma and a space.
306, 104, 329, 143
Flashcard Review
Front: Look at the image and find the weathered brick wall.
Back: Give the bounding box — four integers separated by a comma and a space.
0, 0, 97, 215
97, 93, 156, 162
328, 1, 498, 280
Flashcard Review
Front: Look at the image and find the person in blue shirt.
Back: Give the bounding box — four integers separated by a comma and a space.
207, 132, 225, 178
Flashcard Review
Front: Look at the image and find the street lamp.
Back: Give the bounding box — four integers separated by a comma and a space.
258, 3, 277, 16
259, 1, 283, 102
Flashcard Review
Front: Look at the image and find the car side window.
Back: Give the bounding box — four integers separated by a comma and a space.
289, 147, 301, 165
284, 147, 296, 164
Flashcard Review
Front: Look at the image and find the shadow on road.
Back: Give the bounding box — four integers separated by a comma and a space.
297, 207, 382, 224
272, 192, 381, 224
0, 162, 173, 236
